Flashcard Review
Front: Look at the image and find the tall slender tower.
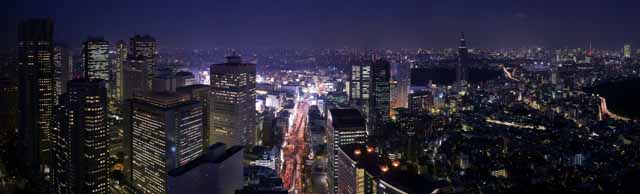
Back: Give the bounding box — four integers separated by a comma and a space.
129, 35, 157, 89
456, 32, 469, 89
114, 40, 127, 109
17, 19, 55, 179
53, 79, 110, 194
209, 54, 256, 146
368, 59, 391, 137
53, 44, 73, 97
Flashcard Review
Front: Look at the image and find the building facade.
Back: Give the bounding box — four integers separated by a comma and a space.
17, 19, 55, 179
53, 79, 110, 194
124, 92, 204, 194
327, 109, 367, 194
209, 55, 256, 146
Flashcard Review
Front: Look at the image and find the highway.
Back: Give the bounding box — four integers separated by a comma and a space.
599, 96, 630, 121
281, 97, 310, 194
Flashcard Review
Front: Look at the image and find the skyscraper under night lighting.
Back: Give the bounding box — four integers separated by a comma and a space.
209, 54, 257, 146
17, 18, 55, 180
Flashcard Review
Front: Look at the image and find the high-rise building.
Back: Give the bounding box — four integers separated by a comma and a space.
368, 59, 391, 137
349, 59, 371, 102
409, 90, 433, 113
17, 19, 55, 179
52, 79, 109, 194
124, 91, 204, 194
122, 59, 148, 100
623, 44, 632, 58
113, 40, 127, 107
177, 84, 210, 149
209, 55, 256, 146
129, 35, 157, 88
457, 32, 469, 89
53, 44, 73, 97
327, 109, 367, 194
390, 62, 410, 109
82, 37, 110, 81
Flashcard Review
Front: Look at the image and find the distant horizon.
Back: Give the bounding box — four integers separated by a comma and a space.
2, 0, 639, 50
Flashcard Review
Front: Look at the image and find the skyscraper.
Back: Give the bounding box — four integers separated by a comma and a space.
53, 79, 109, 194
368, 59, 391, 137
209, 55, 256, 146
124, 91, 204, 194
129, 35, 157, 89
17, 19, 55, 179
327, 109, 367, 194
53, 44, 73, 96
113, 40, 127, 109
409, 90, 433, 113
349, 58, 371, 102
457, 32, 469, 89
83, 37, 110, 81
623, 44, 632, 58
390, 62, 410, 109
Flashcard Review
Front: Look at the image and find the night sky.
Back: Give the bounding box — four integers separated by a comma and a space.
2, 0, 639, 50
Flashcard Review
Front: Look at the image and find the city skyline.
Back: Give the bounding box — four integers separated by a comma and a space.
2, 2, 640, 194
2, 0, 640, 50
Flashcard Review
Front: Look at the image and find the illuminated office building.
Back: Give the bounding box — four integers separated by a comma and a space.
114, 40, 127, 106
53, 44, 73, 96
368, 59, 391, 137
623, 44, 632, 58
409, 90, 433, 113
53, 79, 109, 194
349, 59, 371, 102
124, 91, 204, 194
129, 35, 157, 88
327, 108, 367, 194
209, 55, 256, 146
17, 19, 55, 179
83, 37, 110, 81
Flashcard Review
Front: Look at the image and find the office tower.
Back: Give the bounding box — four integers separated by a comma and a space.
327, 109, 367, 194
129, 35, 157, 88
409, 90, 433, 113
623, 44, 632, 58
114, 40, 127, 106
349, 59, 371, 102
167, 143, 244, 194
177, 84, 211, 149
209, 55, 256, 146
336, 144, 378, 194
390, 62, 410, 109
53, 79, 109, 194
122, 60, 148, 100
457, 32, 469, 89
124, 91, 204, 194
368, 59, 391, 137
175, 71, 196, 87
53, 44, 73, 96
17, 19, 55, 179
82, 37, 110, 81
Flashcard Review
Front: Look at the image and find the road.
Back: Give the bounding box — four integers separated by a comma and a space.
281, 97, 310, 194
599, 96, 630, 121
